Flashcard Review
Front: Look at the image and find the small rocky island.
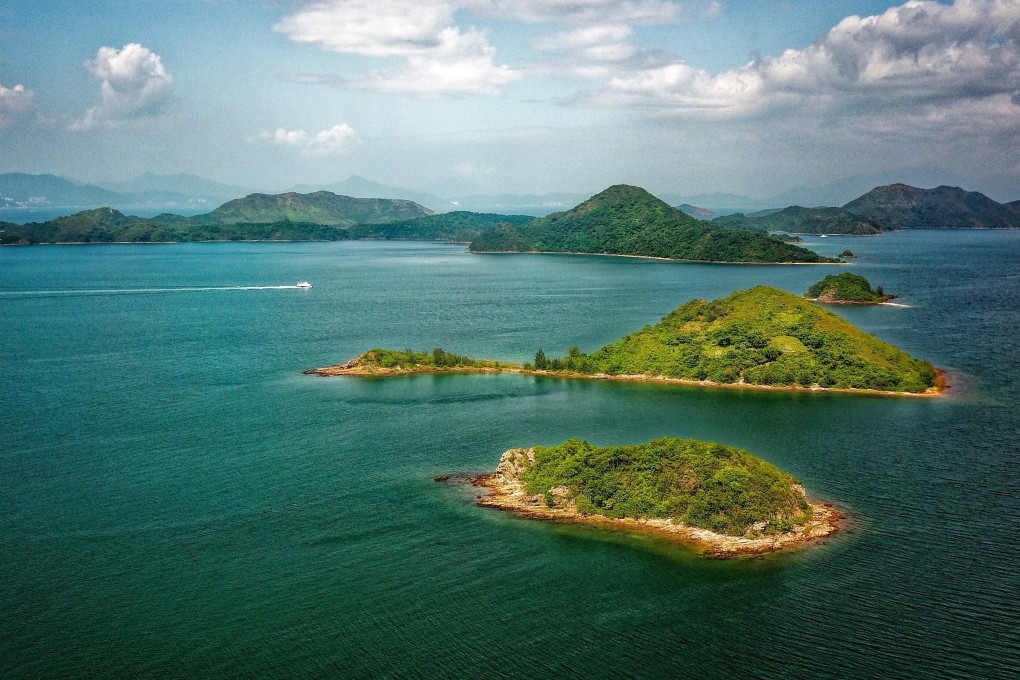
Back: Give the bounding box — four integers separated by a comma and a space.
807, 273, 894, 304
468, 437, 840, 557
307, 286, 942, 395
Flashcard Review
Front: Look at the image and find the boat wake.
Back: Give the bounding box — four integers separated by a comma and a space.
0, 285, 311, 299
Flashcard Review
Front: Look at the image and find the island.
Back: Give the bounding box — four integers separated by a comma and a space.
0, 191, 531, 245
468, 437, 841, 557
307, 286, 942, 395
711, 206, 885, 235
807, 273, 894, 304
468, 185, 839, 264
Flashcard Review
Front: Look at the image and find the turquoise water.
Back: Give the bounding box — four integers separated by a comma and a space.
2, 233, 1018, 678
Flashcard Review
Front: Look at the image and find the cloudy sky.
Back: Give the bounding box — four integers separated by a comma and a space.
1, 0, 1018, 201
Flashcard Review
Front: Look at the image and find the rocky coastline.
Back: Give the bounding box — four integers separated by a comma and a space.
463, 447, 843, 559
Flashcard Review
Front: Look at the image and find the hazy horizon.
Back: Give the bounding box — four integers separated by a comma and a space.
2, 1, 1018, 202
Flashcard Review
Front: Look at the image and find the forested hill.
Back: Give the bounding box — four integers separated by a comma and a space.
206, 191, 432, 226
469, 185, 836, 263
543, 286, 937, 393
713, 206, 885, 235
842, 184, 1020, 229
0, 195, 522, 245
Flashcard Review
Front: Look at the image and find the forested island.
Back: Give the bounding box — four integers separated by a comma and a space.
807, 273, 894, 304
711, 206, 885, 235
469, 437, 840, 557
0, 192, 533, 245
468, 185, 837, 264
307, 286, 941, 395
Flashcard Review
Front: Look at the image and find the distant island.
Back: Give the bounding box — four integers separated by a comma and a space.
469, 437, 840, 557
307, 286, 942, 396
844, 183, 1020, 229
807, 273, 893, 305
468, 185, 838, 264
712, 206, 885, 235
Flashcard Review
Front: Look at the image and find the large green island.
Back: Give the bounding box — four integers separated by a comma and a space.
307, 286, 942, 396
470, 437, 840, 557
468, 185, 839, 264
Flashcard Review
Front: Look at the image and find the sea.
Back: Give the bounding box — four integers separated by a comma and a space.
1, 231, 1018, 678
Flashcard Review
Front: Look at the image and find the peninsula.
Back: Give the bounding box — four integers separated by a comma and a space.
307, 286, 942, 395
468, 185, 838, 264
470, 437, 840, 557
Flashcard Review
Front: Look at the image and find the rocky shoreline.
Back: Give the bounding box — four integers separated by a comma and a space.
461, 447, 843, 559
305, 354, 946, 398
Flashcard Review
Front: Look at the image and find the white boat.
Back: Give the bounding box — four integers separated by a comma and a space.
296, 281, 313, 288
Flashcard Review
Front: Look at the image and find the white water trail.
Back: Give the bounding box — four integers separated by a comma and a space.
0, 285, 310, 298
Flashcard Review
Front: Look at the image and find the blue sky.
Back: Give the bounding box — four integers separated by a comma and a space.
1, 0, 1018, 200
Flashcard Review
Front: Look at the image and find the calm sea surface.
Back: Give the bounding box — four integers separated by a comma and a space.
2, 232, 1018, 678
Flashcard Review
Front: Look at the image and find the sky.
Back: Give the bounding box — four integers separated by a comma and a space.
1, 0, 1018, 201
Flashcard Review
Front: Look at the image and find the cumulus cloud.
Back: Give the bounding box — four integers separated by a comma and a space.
467, 0, 682, 24
577, 0, 1020, 131
534, 25, 637, 62
257, 123, 357, 154
70, 43, 174, 131
0, 83, 36, 127
274, 0, 520, 95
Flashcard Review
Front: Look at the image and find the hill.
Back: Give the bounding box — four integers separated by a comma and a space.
206, 191, 432, 226
0, 173, 122, 208
348, 211, 533, 241
309, 286, 940, 395
843, 184, 1020, 229
713, 206, 885, 235
807, 273, 890, 304
468, 185, 836, 263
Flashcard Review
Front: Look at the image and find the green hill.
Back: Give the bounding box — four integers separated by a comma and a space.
348, 211, 533, 241
807, 273, 888, 303
206, 191, 432, 226
517, 437, 812, 536
550, 286, 935, 392
713, 206, 885, 235
311, 286, 939, 394
468, 185, 836, 263
843, 184, 1020, 229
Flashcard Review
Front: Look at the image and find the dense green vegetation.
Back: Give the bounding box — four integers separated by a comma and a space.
807, 273, 888, 303
537, 286, 936, 392
356, 348, 516, 371
518, 437, 811, 536
843, 183, 1020, 229
469, 185, 837, 263
0, 198, 531, 245
347, 211, 533, 241
206, 191, 432, 226
713, 206, 886, 235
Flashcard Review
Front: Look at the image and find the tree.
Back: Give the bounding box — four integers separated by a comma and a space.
534, 349, 549, 370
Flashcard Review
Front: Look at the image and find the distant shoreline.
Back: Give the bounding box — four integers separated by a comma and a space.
468, 249, 843, 265
305, 360, 947, 398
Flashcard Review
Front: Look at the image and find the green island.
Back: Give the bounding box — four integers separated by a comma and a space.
468, 185, 838, 264
711, 206, 885, 235
807, 273, 893, 304
0, 192, 532, 245
471, 437, 840, 557
307, 286, 941, 395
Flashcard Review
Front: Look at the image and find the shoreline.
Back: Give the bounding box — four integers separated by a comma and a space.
305, 358, 947, 398
467, 249, 843, 265
461, 451, 843, 558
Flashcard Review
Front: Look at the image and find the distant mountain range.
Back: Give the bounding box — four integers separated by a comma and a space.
843, 184, 1020, 229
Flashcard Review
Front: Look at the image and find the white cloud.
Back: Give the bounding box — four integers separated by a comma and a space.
0, 83, 35, 127
468, 0, 682, 25
273, 0, 454, 56
576, 0, 1020, 130
70, 43, 174, 131
355, 28, 520, 95
534, 25, 637, 62
257, 123, 356, 154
